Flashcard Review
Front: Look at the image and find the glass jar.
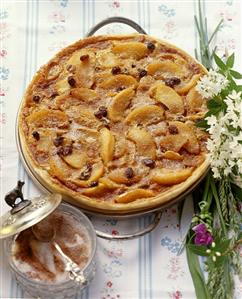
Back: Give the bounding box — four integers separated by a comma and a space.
4, 203, 97, 299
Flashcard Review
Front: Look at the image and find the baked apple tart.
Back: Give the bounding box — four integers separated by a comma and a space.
18, 34, 209, 214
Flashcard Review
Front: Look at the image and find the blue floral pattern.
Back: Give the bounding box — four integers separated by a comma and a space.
161, 237, 181, 254
158, 4, 176, 18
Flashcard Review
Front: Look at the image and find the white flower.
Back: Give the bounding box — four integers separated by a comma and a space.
205, 90, 242, 179
195, 70, 229, 99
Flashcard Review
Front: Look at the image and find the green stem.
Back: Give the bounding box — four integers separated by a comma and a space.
208, 19, 223, 45
210, 177, 227, 235
198, 0, 206, 46
186, 245, 211, 299
202, 173, 210, 203
205, 193, 213, 223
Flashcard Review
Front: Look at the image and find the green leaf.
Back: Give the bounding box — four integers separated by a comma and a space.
226, 53, 235, 68
231, 183, 242, 201
214, 53, 227, 71
206, 108, 223, 116
186, 246, 211, 299
230, 69, 242, 79
235, 85, 242, 92
207, 98, 222, 110
187, 244, 209, 256
210, 177, 227, 236
196, 119, 209, 129
224, 257, 234, 298
214, 237, 231, 253
208, 254, 226, 267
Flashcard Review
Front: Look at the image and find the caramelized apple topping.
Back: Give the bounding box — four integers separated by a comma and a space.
21, 35, 208, 204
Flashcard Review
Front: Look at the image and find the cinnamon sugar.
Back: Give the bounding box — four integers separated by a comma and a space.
12, 211, 91, 283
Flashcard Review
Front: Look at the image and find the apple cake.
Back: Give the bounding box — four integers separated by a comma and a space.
18, 34, 209, 213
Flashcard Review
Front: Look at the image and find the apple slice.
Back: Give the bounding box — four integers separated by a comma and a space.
127, 126, 156, 159
26, 109, 69, 129
176, 74, 201, 94
147, 61, 186, 78
160, 134, 187, 153
66, 49, 96, 67
108, 87, 135, 122
151, 84, 184, 114
99, 74, 137, 90
124, 105, 164, 125
49, 154, 73, 180
185, 86, 204, 112
66, 106, 100, 128
115, 189, 155, 203
46, 64, 62, 81
151, 168, 193, 185
99, 177, 120, 189
62, 151, 87, 169
99, 128, 115, 165
112, 42, 148, 59
162, 151, 183, 161
169, 121, 200, 154
70, 88, 98, 102
55, 77, 71, 94
71, 161, 104, 187
82, 183, 108, 197
96, 50, 121, 68
108, 168, 141, 185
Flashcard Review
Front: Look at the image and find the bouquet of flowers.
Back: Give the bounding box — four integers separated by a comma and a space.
184, 1, 242, 298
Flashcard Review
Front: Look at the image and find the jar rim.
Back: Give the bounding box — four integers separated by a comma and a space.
5, 202, 97, 287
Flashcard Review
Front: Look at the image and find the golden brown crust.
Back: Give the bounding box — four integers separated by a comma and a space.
18, 34, 209, 214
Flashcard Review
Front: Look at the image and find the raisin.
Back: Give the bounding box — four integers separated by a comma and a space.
111, 66, 121, 75
164, 77, 181, 88
67, 76, 76, 87
147, 42, 155, 51
143, 158, 155, 168
131, 64, 136, 68
139, 69, 147, 78
94, 111, 103, 119
32, 95, 41, 103
89, 180, 98, 187
57, 144, 73, 156
94, 106, 107, 119
50, 92, 59, 99
80, 54, 89, 61
168, 125, 179, 135
53, 136, 64, 147
80, 164, 92, 180
32, 131, 40, 141
125, 167, 134, 179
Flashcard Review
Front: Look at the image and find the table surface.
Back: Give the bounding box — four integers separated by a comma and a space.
1, 1, 241, 298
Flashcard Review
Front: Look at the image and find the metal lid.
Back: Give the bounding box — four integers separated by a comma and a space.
0, 181, 62, 239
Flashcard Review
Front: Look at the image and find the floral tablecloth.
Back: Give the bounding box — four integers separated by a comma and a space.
0, 1, 241, 298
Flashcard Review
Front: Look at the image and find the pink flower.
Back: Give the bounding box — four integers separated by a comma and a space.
192, 223, 213, 246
